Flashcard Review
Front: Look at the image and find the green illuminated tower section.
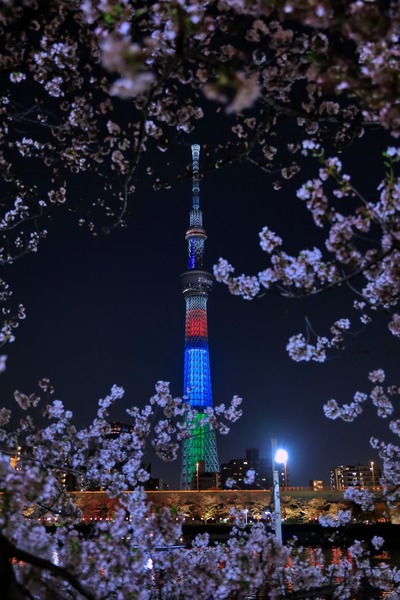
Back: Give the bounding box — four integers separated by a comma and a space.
180, 144, 219, 490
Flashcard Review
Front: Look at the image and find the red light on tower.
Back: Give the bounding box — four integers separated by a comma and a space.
185, 309, 208, 338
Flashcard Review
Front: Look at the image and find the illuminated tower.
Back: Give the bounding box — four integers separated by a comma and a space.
180, 144, 219, 490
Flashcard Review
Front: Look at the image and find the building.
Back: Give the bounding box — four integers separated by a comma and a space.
220, 448, 274, 490
330, 463, 381, 490
144, 465, 168, 491
9, 445, 22, 470
8, 442, 83, 492
180, 145, 219, 490
109, 421, 134, 436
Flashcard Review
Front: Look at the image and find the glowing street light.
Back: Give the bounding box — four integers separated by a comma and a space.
196, 462, 199, 491
275, 449, 288, 464
275, 448, 288, 488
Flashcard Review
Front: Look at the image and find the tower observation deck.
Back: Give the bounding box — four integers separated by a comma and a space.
180, 144, 219, 490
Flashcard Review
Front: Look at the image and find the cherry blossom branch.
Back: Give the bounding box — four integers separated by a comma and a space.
0, 533, 96, 600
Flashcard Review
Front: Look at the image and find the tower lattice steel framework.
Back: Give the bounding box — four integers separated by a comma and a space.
180, 144, 219, 490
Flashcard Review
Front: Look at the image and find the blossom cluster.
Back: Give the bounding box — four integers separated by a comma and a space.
215, 147, 400, 365
323, 369, 397, 423
322, 368, 400, 514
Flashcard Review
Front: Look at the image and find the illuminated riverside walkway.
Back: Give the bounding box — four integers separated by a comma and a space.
69, 487, 386, 521
71, 487, 383, 504
64, 488, 400, 550
145, 488, 364, 502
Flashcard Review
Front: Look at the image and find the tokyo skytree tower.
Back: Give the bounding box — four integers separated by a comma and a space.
180, 144, 219, 490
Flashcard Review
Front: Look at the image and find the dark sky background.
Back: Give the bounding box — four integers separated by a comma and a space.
2, 126, 399, 488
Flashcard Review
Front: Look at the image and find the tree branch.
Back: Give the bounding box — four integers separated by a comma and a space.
0, 533, 96, 600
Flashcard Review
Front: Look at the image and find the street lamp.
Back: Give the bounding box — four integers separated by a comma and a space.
370, 461, 375, 488
277, 453, 288, 488
272, 444, 288, 543
196, 462, 199, 491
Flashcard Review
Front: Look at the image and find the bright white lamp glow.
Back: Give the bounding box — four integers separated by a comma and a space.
275, 449, 288, 464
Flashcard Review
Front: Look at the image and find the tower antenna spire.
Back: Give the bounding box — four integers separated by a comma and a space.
191, 143, 200, 209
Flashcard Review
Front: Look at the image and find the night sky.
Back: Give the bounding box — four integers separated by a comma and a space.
2, 127, 399, 489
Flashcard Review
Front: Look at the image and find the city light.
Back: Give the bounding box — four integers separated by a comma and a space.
275, 449, 288, 464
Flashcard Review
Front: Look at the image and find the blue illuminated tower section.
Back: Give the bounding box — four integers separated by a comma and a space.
180, 144, 219, 490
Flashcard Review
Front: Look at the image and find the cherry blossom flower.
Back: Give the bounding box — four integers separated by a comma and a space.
243, 468, 255, 485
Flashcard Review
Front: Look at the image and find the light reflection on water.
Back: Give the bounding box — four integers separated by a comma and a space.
285, 547, 400, 600
323, 546, 400, 567
292, 545, 400, 566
